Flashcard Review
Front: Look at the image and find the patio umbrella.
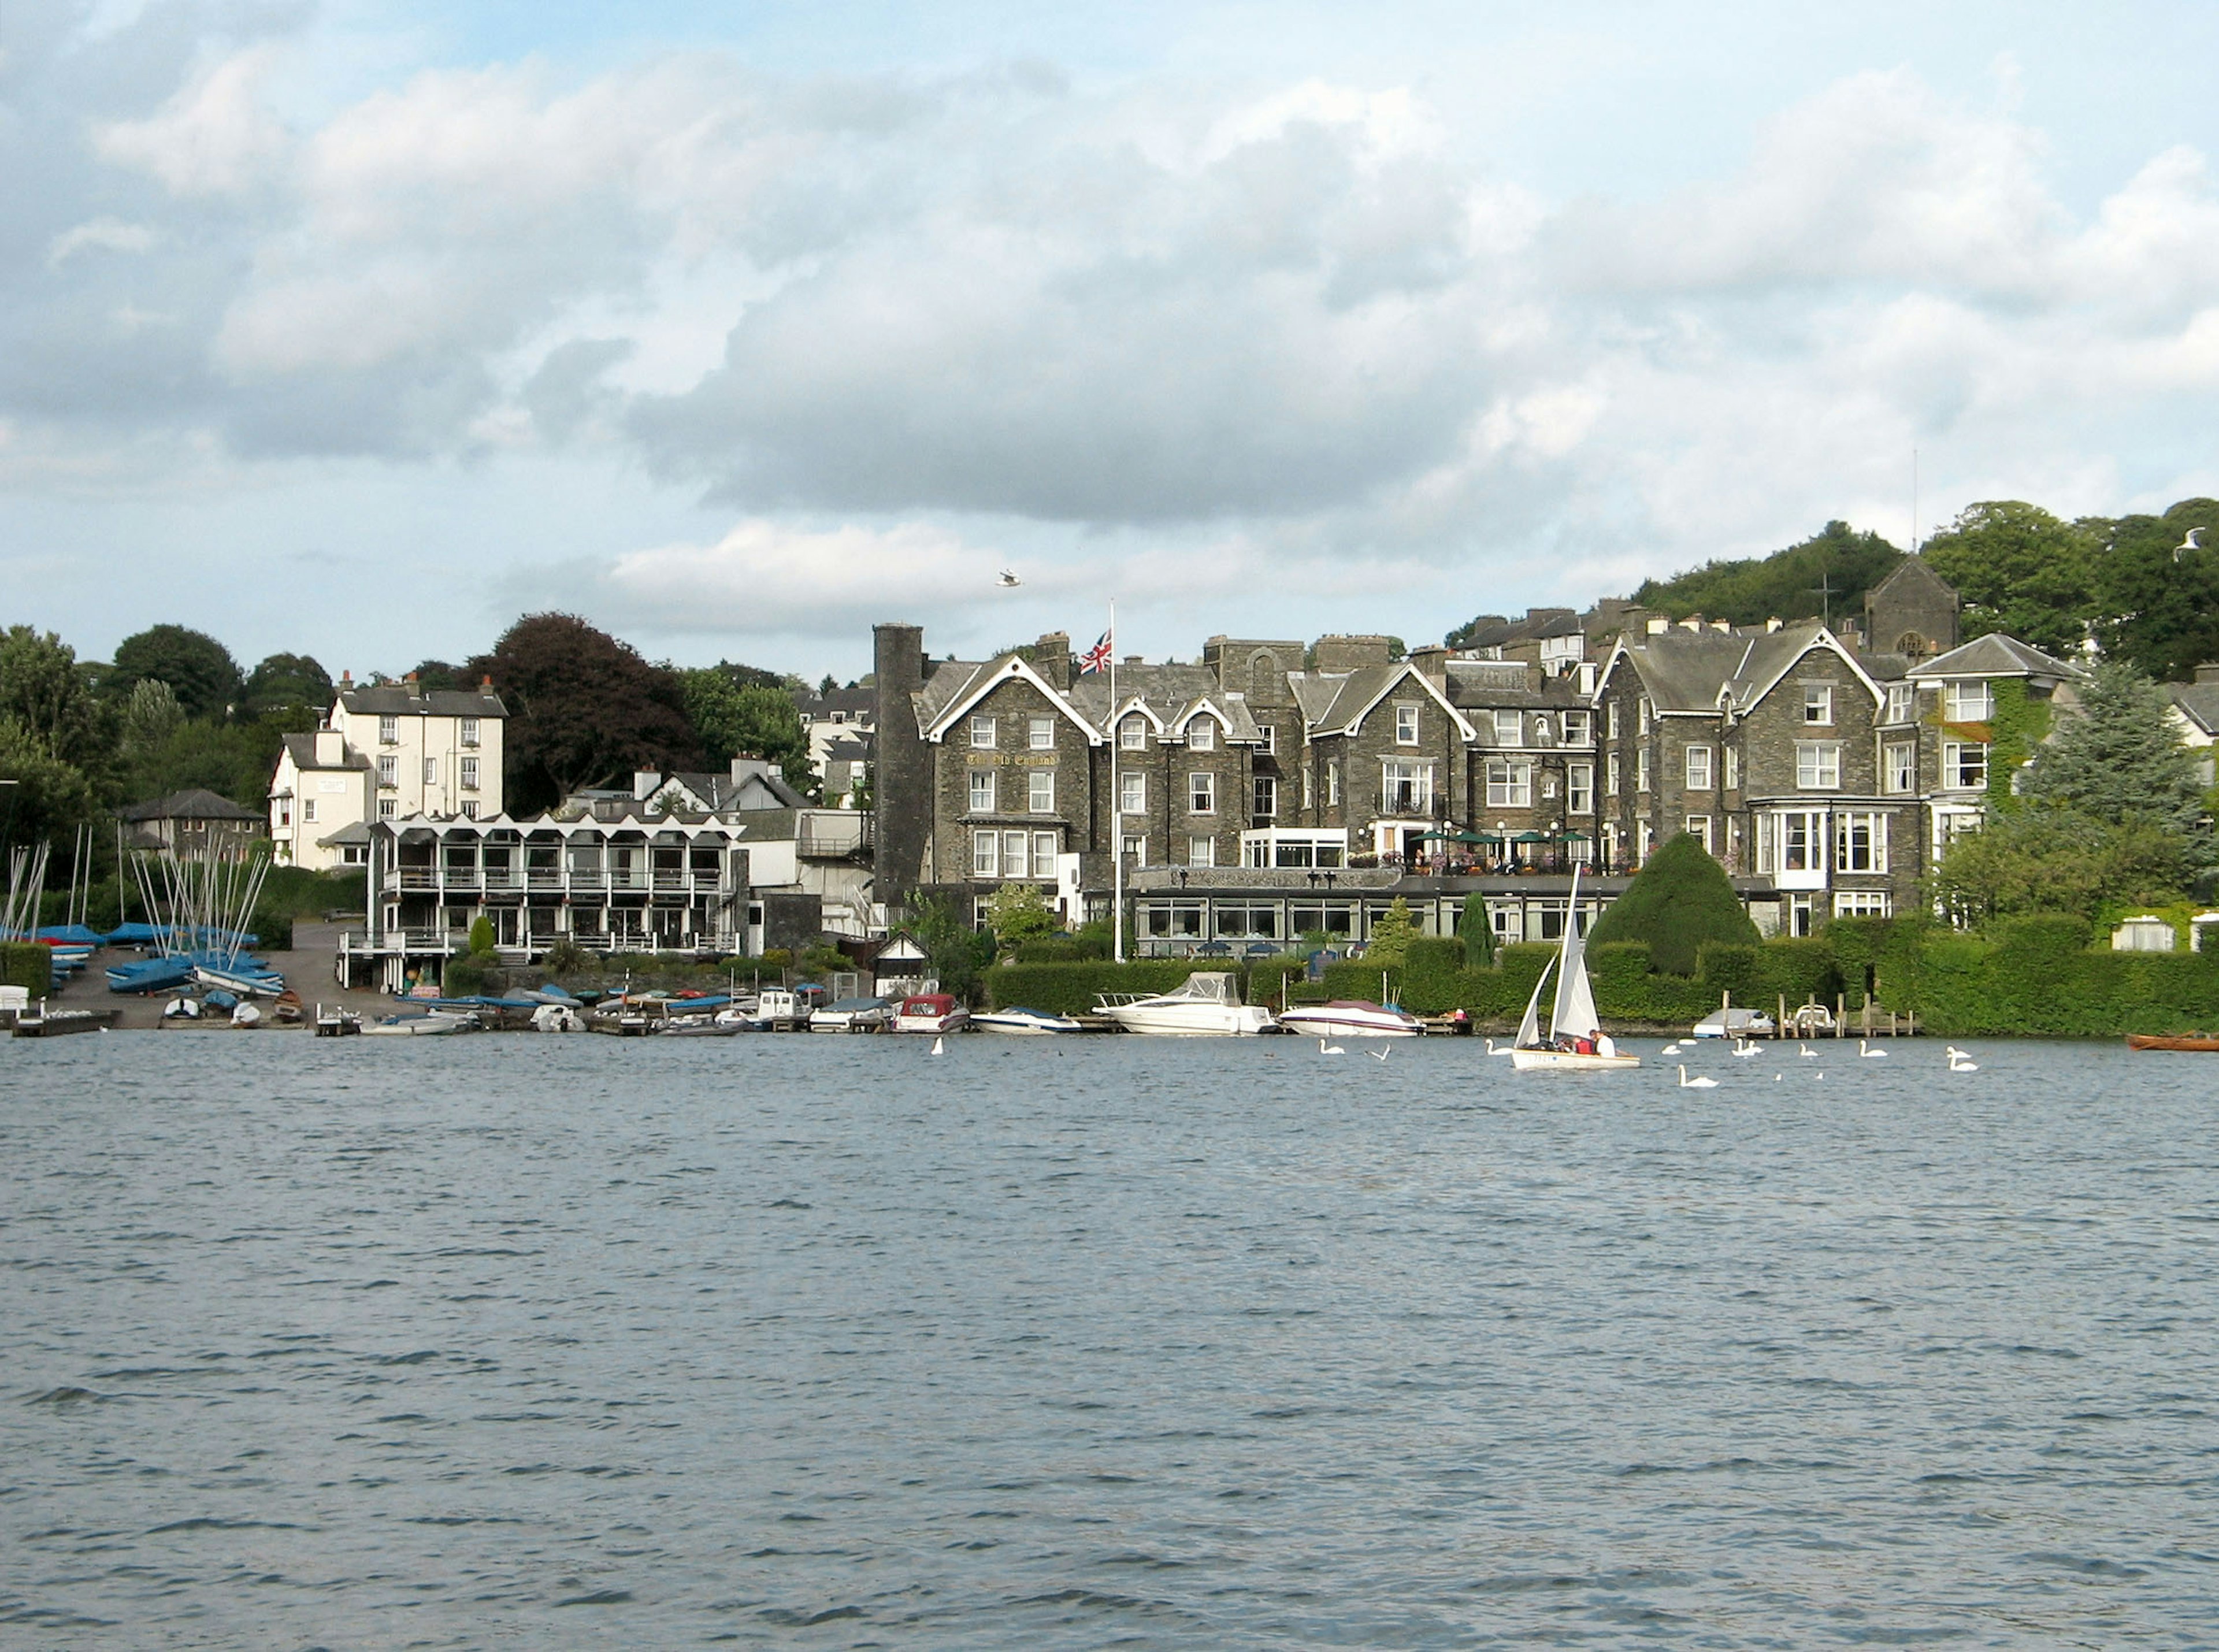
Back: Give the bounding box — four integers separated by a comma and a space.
1418, 828, 1459, 841
1555, 830, 1591, 841
1456, 830, 1498, 844
1510, 830, 1550, 843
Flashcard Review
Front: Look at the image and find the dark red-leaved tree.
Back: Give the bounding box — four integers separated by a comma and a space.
472, 614, 700, 813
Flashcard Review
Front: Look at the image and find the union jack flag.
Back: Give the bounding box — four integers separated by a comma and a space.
1078, 630, 1114, 674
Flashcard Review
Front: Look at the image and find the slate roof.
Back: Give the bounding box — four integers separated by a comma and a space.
1613, 630, 1764, 712
2170, 684, 2219, 736
316, 821, 373, 847
116, 788, 264, 823
337, 685, 508, 718
915, 655, 1268, 742
1916, 633, 2081, 680
280, 733, 372, 772
655, 769, 811, 811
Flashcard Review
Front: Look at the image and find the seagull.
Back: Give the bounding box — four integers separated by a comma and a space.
1678, 1064, 1719, 1089
1858, 1040, 1888, 1059
997, 568, 1023, 587
2175, 528, 2203, 563
930, 1035, 944, 1056
1318, 1037, 1346, 1056
1371, 1046, 1391, 1063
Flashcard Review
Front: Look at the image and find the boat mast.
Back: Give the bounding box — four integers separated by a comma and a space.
1110, 599, 1123, 963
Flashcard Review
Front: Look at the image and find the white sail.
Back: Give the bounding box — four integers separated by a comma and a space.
1551, 929, 1601, 1041
1516, 953, 1554, 1048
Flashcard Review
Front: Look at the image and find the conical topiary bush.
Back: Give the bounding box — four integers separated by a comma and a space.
1585, 832, 1759, 975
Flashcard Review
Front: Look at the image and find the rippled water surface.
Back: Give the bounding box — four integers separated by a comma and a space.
3, 1033, 2217, 1647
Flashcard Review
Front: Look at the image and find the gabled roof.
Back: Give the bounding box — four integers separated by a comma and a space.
2169, 683, 2219, 737
1306, 660, 1476, 740
1598, 621, 1882, 717
1914, 633, 2081, 681
1866, 555, 1960, 608
317, 821, 373, 846
280, 733, 372, 773
1721, 623, 1882, 711
116, 788, 264, 823
918, 655, 1105, 745
651, 769, 811, 811
337, 685, 508, 718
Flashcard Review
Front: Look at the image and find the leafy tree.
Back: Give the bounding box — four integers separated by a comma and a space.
119, 678, 184, 764
2089, 500, 2219, 681
1456, 889, 1496, 968
906, 893, 995, 1004
1927, 810, 2194, 929
1364, 896, 1419, 967
108, 625, 242, 721
682, 668, 815, 795
2020, 663, 2207, 838
471, 614, 700, 814
1586, 831, 1759, 974
0, 626, 104, 770
1629, 521, 1903, 629
406, 659, 468, 693
119, 718, 277, 808
1921, 500, 2102, 658
985, 882, 1059, 952
240, 653, 333, 724
0, 718, 99, 849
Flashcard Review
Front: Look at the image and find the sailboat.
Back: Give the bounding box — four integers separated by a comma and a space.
1509, 863, 1639, 1071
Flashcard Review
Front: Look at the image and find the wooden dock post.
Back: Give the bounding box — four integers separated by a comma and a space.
1836, 993, 1846, 1037
1778, 993, 1787, 1039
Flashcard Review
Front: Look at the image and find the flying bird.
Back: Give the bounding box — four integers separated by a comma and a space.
2176, 528, 2204, 562
1371, 1046, 1391, 1062
997, 568, 1022, 587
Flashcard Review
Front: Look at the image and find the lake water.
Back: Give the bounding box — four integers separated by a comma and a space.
3, 1033, 2215, 1648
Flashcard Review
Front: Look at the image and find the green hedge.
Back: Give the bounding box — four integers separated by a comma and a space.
2, 942, 54, 994
986, 960, 1207, 1016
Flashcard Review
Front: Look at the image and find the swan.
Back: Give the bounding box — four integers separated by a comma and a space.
1858, 1040, 1888, 1059
1484, 1038, 1513, 1056
1678, 1064, 1719, 1089
1659, 1042, 1682, 1055
1948, 1053, 1979, 1072
1798, 1042, 1817, 1059
1732, 1040, 1760, 1059
1318, 1037, 1346, 1056
929, 1035, 944, 1056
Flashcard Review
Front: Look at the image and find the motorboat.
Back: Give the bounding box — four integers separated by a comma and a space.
1096, 971, 1276, 1036
1691, 1004, 1775, 1039
891, 993, 970, 1034
314, 1004, 363, 1037
1277, 999, 1423, 1038
530, 1003, 586, 1033
971, 1006, 1084, 1035
658, 1011, 744, 1037
1509, 865, 1638, 1071
362, 1008, 480, 1035
810, 996, 896, 1033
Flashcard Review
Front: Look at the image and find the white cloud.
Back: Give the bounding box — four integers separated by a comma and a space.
47, 218, 158, 266
94, 44, 290, 196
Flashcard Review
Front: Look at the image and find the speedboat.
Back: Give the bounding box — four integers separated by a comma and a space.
891, 993, 970, 1034
1277, 999, 1423, 1038
1691, 1005, 1775, 1039
810, 996, 897, 1033
362, 1008, 480, 1035
530, 1003, 586, 1033
314, 1004, 362, 1037
971, 1005, 1083, 1035
658, 1011, 744, 1037
1509, 865, 1638, 1072
1097, 971, 1276, 1036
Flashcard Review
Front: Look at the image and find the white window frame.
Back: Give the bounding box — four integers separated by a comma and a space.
969, 714, 996, 749
377, 797, 397, 821
1795, 741, 1841, 790
1187, 719, 1216, 751
377, 755, 398, 788
379, 715, 398, 744
1834, 890, 1893, 918
461, 717, 480, 747
1029, 717, 1055, 751
1327, 761, 1342, 807
1686, 815, 1712, 853
1780, 810, 1820, 874
1946, 680, 1994, 721
1381, 759, 1433, 815
1834, 811, 1888, 874
1001, 830, 1031, 879
1562, 710, 1591, 747
1189, 771, 1215, 814
1252, 775, 1278, 818
1028, 770, 1055, 814
1394, 704, 1421, 746
1684, 745, 1712, 790
1567, 762, 1594, 815
1607, 700, 1620, 740
297, 799, 313, 824
1492, 709, 1522, 748
1884, 741, 1916, 795
969, 770, 996, 813
1187, 834, 1216, 867
1485, 759, 1531, 808
1033, 830, 1057, 875
1943, 741, 1988, 789
1122, 833, 1147, 867
423, 757, 438, 785
1258, 724, 1276, 756
1884, 684, 1914, 725
460, 756, 478, 790
1804, 684, 1834, 725
1723, 746, 1738, 792
1635, 747, 1649, 793
1606, 753, 1619, 796
1120, 771, 1146, 815
459, 800, 478, 821
1120, 715, 1147, 750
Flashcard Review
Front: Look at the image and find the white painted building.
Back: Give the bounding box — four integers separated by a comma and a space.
268, 674, 508, 870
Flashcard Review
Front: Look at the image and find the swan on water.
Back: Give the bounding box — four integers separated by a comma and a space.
1678, 1065, 1719, 1089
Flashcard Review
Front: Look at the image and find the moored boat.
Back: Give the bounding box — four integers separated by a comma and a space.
1097, 971, 1276, 1036
891, 992, 970, 1034
2126, 1032, 2219, 1051
971, 1005, 1084, 1035
1277, 999, 1423, 1038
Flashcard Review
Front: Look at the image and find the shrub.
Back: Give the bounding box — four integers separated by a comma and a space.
467, 915, 497, 955
441, 952, 500, 997
986, 960, 1203, 1016
1456, 890, 1496, 968
2, 941, 54, 994
1586, 833, 1760, 974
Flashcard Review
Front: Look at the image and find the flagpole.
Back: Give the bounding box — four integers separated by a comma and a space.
1110, 599, 1123, 963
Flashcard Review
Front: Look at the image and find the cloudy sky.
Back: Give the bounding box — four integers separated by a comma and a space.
9, 2, 2219, 679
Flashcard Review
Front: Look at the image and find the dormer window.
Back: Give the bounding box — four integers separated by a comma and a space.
1491, 710, 1520, 747
1188, 719, 1215, 751
1120, 716, 1146, 750
1395, 704, 1420, 745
